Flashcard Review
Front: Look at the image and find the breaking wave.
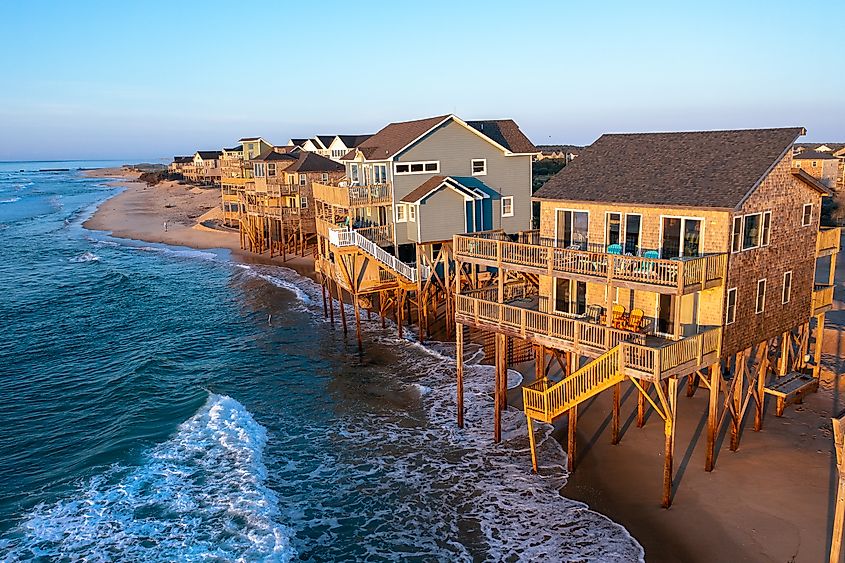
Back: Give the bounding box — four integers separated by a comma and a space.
0, 394, 296, 562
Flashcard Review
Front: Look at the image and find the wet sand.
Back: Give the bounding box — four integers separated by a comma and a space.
83, 167, 844, 562
82, 168, 317, 280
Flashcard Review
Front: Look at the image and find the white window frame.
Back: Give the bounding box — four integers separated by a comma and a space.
733, 211, 772, 252
605, 212, 623, 247
725, 287, 737, 325
756, 279, 766, 314
782, 271, 792, 304
471, 158, 487, 176
731, 216, 743, 253
409, 204, 417, 222
321, 173, 329, 182
802, 203, 813, 226
373, 163, 388, 184
267, 163, 276, 177
395, 204, 407, 223
300, 197, 308, 209
253, 163, 265, 178
299, 173, 307, 186
350, 163, 360, 184
658, 215, 705, 258
761, 211, 772, 246
394, 161, 440, 175
501, 196, 514, 217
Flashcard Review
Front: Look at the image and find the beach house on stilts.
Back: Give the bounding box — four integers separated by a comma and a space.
313, 114, 538, 351
452, 127, 839, 507
220, 137, 274, 227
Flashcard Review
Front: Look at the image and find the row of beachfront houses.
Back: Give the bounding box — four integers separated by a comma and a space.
169, 115, 840, 508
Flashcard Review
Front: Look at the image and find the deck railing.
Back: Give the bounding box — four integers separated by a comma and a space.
313, 182, 392, 208
355, 224, 394, 247
818, 227, 842, 255
328, 227, 427, 282
621, 327, 722, 379
813, 284, 834, 315
454, 235, 727, 294
523, 345, 625, 423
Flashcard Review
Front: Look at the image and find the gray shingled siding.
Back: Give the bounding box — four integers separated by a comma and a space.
393, 120, 533, 239
415, 188, 467, 243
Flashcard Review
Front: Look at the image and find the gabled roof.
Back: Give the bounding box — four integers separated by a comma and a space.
196, 150, 222, 160
173, 156, 193, 163
794, 149, 837, 160
223, 145, 242, 152
288, 138, 309, 147
342, 115, 452, 160
534, 127, 806, 210
336, 134, 372, 148
465, 120, 538, 154
315, 136, 335, 149
238, 137, 264, 142
252, 148, 298, 163
285, 151, 345, 173
401, 175, 501, 204
795, 142, 845, 153
343, 114, 537, 161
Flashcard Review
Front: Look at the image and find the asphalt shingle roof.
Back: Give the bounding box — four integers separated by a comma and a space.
534, 127, 805, 209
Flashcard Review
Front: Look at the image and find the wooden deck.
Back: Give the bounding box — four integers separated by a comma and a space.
456, 292, 721, 381
453, 235, 727, 295
312, 182, 392, 208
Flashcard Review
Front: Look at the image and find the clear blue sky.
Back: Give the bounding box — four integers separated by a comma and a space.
1, 0, 842, 160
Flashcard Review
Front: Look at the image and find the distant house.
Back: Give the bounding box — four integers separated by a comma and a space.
793, 149, 839, 189
168, 156, 193, 175
537, 144, 584, 162
185, 151, 222, 185
288, 135, 373, 162
239, 137, 273, 161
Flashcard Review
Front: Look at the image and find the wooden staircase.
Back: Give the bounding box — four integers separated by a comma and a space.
523, 344, 626, 424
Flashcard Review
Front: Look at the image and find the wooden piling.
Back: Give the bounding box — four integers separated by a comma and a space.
456, 323, 464, 428
705, 362, 720, 472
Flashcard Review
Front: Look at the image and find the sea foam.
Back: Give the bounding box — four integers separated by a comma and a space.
0, 394, 296, 562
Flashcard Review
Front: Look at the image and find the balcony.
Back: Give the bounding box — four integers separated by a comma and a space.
813, 284, 834, 315
456, 289, 721, 382
454, 234, 727, 295
817, 227, 841, 257
313, 182, 392, 208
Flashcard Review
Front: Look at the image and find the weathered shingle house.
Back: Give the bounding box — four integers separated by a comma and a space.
453, 126, 839, 507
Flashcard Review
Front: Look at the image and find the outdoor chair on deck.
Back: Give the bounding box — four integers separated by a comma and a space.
607, 244, 622, 255
586, 304, 604, 324
610, 304, 627, 329
626, 308, 644, 332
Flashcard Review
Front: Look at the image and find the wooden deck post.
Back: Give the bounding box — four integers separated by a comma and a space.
637, 381, 649, 427
494, 332, 506, 443
730, 350, 745, 452
705, 361, 720, 472
527, 415, 538, 473
611, 382, 621, 445
353, 294, 363, 353
337, 281, 348, 336
535, 345, 546, 383
567, 405, 578, 472
456, 323, 464, 429
662, 377, 678, 508
328, 277, 335, 326
396, 290, 404, 339
778, 330, 790, 376
831, 416, 845, 563
814, 313, 826, 380
754, 341, 770, 432
320, 275, 328, 318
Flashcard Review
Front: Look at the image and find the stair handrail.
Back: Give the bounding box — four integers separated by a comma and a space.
329, 227, 428, 282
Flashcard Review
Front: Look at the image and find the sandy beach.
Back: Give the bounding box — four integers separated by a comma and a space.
83, 167, 844, 562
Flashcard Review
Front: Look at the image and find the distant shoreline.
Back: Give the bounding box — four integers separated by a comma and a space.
81, 167, 318, 281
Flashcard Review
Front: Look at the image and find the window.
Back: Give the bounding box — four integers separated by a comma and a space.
268, 163, 276, 177
606, 212, 622, 246
761, 211, 771, 246
556, 209, 589, 249
321, 173, 329, 182
471, 159, 487, 176
756, 279, 766, 314
502, 196, 514, 217
301, 197, 308, 209
395, 204, 407, 222
812, 161, 818, 167
299, 174, 307, 186
253, 163, 265, 177
409, 205, 417, 221
726, 287, 737, 325
350, 163, 359, 184
661, 217, 702, 258
373, 164, 388, 184
802, 203, 812, 226
742, 213, 761, 250
732, 216, 742, 253
554, 278, 587, 315
782, 271, 792, 304
394, 161, 439, 175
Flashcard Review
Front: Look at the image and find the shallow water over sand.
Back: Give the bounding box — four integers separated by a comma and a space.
0, 165, 643, 561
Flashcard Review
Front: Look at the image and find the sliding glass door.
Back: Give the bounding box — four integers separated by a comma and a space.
556, 209, 589, 249
661, 217, 701, 258
554, 278, 587, 315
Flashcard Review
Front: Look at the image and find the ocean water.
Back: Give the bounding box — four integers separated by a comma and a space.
0, 163, 644, 561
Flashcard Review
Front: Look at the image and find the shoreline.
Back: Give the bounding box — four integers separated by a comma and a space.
80, 167, 844, 562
